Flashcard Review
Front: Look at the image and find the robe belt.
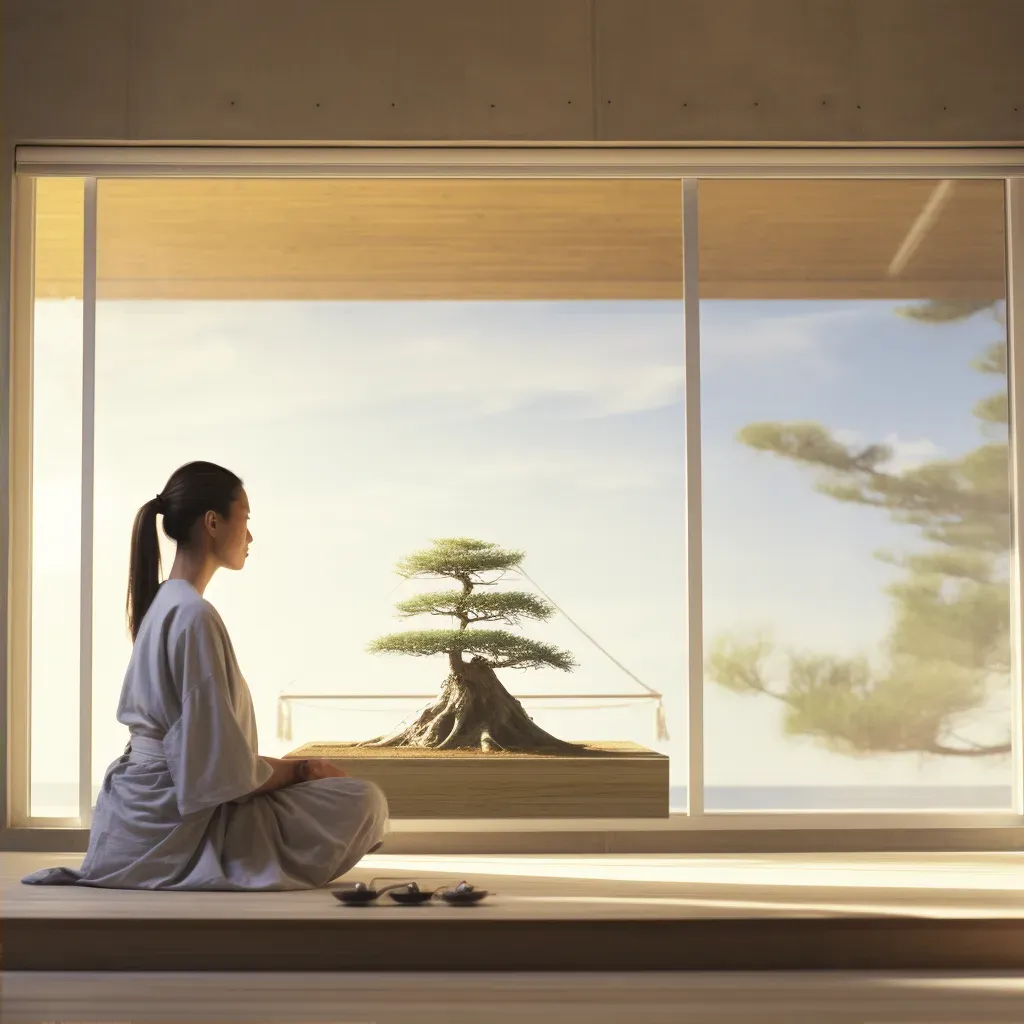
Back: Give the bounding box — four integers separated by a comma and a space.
127, 734, 166, 763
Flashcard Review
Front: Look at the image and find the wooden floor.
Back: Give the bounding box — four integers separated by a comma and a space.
7, 850, 1024, 976
6, 969, 1024, 1023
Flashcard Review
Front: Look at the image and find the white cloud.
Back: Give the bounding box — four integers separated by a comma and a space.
701, 305, 874, 371
83, 300, 685, 428
453, 448, 682, 492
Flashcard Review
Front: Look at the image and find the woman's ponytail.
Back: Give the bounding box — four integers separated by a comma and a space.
126, 496, 164, 641
125, 463, 243, 641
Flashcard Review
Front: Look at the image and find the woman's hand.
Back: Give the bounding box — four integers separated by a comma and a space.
298, 758, 348, 781
253, 756, 347, 796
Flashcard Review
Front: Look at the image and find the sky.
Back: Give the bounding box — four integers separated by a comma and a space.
27, 296, 1015, 816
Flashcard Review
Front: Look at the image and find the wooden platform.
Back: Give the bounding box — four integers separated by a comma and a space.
7, 970, 1024, 1023
8, 851, 1024, 973
285, 740, 670, 818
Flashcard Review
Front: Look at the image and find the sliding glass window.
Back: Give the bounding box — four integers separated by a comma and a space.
7, 156, 1021, 834
26, 178, 687, 820
700, 180, 1011, 812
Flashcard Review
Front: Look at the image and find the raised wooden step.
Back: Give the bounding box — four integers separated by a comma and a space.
8, 852, 1024, 973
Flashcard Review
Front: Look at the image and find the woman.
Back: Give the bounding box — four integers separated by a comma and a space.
23, 461, 388, 890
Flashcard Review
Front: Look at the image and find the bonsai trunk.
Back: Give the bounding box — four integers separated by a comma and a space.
363, 654, 583, 754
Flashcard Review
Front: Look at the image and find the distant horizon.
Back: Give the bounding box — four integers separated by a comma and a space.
29, 781, 1014, 820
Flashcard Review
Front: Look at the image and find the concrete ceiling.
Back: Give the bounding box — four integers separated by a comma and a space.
33, 177, 1006, 302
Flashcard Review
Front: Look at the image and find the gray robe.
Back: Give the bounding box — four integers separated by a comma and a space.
23, 579, 388, 891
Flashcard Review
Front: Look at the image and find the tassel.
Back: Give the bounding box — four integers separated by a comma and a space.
276, 698, 292, 743
654, 698, 670, 742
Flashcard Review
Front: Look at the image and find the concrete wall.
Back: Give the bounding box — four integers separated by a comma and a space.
3, 0, 1024, 147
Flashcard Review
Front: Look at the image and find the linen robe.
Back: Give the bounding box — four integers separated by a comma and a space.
23, 579, 388, 890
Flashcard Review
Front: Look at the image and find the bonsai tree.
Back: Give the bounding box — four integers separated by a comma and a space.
363, 537, 583, 753
709, 299, 1012, 759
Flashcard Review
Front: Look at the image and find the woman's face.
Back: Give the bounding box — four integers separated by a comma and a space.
208, 489, 252, 571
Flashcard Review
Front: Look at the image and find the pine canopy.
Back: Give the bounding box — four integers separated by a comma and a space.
370, 538, 577, 673
369, 628, 577, 671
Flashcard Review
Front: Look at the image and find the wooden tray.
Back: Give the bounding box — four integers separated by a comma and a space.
284, 741, 669, 818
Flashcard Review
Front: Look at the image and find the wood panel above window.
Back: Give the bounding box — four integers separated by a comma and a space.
33, 177, 1005, 302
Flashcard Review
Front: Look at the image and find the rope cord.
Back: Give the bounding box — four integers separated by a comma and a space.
516, 567, 662, 699
284, 698, 655, 713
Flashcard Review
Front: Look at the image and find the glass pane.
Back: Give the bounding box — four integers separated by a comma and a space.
92, 179, 686, 809
699, 179, 1011, 811
30, 177, 85, 818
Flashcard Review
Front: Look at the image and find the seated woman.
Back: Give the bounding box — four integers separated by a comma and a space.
24, 461, 388, 891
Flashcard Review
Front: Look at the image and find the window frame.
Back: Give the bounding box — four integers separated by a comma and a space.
4, 146, 1024, 852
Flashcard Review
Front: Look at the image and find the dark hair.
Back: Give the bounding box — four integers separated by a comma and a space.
126, 461, 243, 641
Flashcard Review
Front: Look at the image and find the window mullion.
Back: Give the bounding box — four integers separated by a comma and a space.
1007, 178, 1024, 817
79, 178, 97, 828
682, 177, 704, 817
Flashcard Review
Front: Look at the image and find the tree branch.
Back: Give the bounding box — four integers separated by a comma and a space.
924, 740, 1010, 757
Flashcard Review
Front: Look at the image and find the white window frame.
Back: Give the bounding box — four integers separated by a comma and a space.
4, 146, 1024, 851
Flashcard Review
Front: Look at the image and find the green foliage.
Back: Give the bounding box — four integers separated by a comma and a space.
395, 537, 524, 579
710, 635, 997, 758
709, 299, 1012, 758
370, 537, 577, 673
395, 590, 556, 626
370, 628, 578, 671
896, 299, 993, 325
